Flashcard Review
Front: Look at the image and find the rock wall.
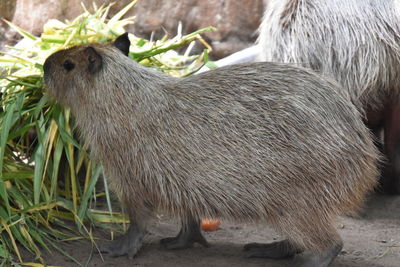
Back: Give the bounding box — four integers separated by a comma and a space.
129, 0, 264, 58
0, 0, 265, 59
0, 0, 17, 48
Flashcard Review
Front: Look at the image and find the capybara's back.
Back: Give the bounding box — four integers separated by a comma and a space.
43, 36, 380, 266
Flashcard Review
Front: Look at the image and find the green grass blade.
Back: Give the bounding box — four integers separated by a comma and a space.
49, 135, 63, 200
102, 174, 114, 220
77, 164, 102, 225
33, 116, 47, 204
0, 102, 17, 214
3, 20, 38, 41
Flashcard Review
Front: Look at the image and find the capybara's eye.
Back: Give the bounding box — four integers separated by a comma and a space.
63, 60, 75, 72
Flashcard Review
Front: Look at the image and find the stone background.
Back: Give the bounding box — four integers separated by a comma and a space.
0, 0, 267, 59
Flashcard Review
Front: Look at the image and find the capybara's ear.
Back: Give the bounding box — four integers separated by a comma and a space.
113, 32, 130, 56
83, 46, 103, 74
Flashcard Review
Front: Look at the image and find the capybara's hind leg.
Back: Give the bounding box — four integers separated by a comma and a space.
250, 215, 343, 266
299, 243, 342, 267
244, 239, 303, 258
99, 217, 147, 259
295, 220, 343, 267
381, 104, 400, 194
160, 216, 209, 249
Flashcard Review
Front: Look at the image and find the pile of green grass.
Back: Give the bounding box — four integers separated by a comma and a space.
0, 1, 214, 265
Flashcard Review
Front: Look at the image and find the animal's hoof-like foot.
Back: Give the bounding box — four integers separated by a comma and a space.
244, 239, 302, 259
298, 243, 343, 267
160, 226, 209, 250
99, 227, 144, 259
99, 239, 141, 259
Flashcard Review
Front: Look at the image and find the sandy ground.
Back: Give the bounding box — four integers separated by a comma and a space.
33, 194, 400, 267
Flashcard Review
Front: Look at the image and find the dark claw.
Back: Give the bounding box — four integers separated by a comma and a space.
244, 240, 303, 259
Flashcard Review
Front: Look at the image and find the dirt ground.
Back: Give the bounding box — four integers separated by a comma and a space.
34, 194, 400, 267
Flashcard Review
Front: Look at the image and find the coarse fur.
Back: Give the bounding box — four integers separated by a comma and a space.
43, 39, 379, 263
258, 0, 400, 194
258, 0, 400, 112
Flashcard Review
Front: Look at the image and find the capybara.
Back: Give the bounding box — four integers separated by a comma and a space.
258, 0, 400, 193
43, 33, 379, 266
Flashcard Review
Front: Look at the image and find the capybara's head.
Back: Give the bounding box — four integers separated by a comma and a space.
43, 33, 131, 107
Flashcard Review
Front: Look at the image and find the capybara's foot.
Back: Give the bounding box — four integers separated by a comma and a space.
99, 223, 145, 259
244, 239, 302, 259
299, 243, 342, 267
160, 218, 209, 249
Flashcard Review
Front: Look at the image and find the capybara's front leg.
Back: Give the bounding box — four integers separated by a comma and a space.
99, 204, 150, 259
160, 216, 209, 249
99, 216, 147, 259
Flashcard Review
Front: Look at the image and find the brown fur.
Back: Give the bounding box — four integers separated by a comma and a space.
43, 39, 379, 258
